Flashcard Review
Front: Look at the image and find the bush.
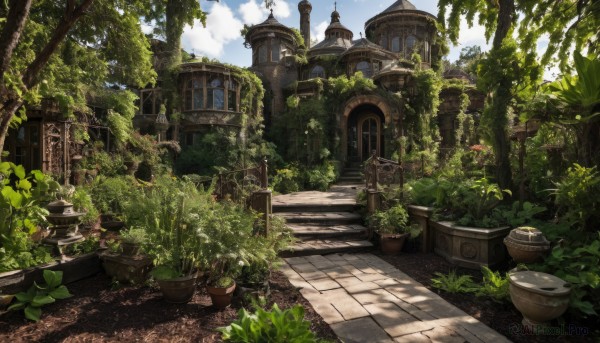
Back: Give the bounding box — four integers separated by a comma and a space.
272, 166, 301, 194
532, 239, 600, 318
302, 161, 337, 191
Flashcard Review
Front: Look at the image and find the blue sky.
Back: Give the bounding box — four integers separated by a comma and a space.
173, 0, 493, 67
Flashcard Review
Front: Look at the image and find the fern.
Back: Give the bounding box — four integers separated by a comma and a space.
475, 266, 510, 303
431, 270, 478, 293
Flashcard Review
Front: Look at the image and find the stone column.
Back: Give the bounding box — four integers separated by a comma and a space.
366, 189, 381, 214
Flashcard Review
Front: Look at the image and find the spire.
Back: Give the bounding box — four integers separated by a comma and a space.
331, 2, 340, 23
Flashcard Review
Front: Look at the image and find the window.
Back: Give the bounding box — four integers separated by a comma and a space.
309, 65, 325, 79
391, 36, 401, 52
208, 77, 224, 110
424, 41, 430, 60
271, 40, 280, 62
356, 61, 372, 78
379, 34, 387, 49
228, 80, 237, 111
183, 77, 203, 111
406, 35, 417, 53
141, 89, 162, 114
258, 45, 267, 63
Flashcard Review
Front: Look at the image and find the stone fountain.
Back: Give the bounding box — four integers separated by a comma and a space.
43, 199, 85, 254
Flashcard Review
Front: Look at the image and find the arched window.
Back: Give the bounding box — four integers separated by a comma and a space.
356, 61, 372, 78
309, 65, 325, 79
258, 45, 267, 64
271, 40, 280, 62
208, 77, 224, 110
227, 79, 237, 111
406, 35, 417, 53
391, 36, 401, 52
379, 34, 387, 49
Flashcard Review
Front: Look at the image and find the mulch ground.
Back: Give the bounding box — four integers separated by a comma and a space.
0, 270, 339, 343
377, 251, 600, 343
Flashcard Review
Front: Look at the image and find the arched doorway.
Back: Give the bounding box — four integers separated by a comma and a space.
347, 104, 385, 162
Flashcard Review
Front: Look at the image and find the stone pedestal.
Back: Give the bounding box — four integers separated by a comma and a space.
250, 190, 272, 234
430, 221, 511, 269
407, 205, 434, 253
101, 253, 152, 284
366, 189, 381, 214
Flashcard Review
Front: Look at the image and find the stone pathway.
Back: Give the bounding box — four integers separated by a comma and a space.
281, 253, 511, 343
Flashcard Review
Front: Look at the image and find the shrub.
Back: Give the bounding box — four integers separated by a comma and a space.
532, 239, 600, 317
272, 166, 301, 194
553, 164, 600, 232
302, 161, 337, 191
368, 204, 410, 235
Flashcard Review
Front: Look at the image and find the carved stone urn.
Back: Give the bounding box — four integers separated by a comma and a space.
504, 226, 551, 264
509, 271, 571, 328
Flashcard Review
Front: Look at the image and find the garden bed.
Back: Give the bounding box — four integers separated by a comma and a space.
0, 270, 339, 342
378, 251, 599, 343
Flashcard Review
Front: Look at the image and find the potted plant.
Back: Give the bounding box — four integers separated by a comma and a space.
91, 176, 138, 231
129, 177, 210, 303
101, 227, 152, 284
368, 204, 415, 254
119, 227, 147, 257
206, 258, 238, 309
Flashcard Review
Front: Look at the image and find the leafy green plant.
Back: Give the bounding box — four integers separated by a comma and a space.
476, 266, 509, 303
431, 270, 478, 293
119, 227, 148, 245
368, 204, 410, 235
218, 304, 326, 343
499, 201, 546, 227
91, 175, 140, 217
8, 270, 72, 322
272, 166, 301, 194
64, 236, 100, 256
532, 238, 600, 317
552, 164, 600, 232
302, 161, 338, 191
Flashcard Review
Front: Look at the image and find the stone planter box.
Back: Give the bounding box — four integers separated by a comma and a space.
430, 221, 511, 269
407, 205, 434, 253
101, 253, 152, 284
0, 252, 102, 294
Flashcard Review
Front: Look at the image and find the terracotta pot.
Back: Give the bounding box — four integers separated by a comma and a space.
157, 273, 197, 303
206, 281, 236, 309
509, 271, 571, 328
379, 233, 409, 255
504, 227, 551, 264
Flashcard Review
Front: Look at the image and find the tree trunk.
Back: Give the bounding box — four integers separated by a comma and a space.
0, 0, 33, 81
0, 0, 95, 159
489, 0, 516, 189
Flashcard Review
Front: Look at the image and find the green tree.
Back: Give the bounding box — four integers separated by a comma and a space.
438, 0, 598, 189
0, 0, 156, 157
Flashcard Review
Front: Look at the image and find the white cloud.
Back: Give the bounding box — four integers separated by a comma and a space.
182, 3, 243, 58
239, 0, 265, 25
238, 0, 291, 25
312, 21, 329, 43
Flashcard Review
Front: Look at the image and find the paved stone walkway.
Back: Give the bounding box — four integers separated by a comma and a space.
281, 253, 511, 343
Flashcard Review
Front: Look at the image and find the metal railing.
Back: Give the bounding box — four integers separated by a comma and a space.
364, 151, 403, 191
213, 158, 268, 202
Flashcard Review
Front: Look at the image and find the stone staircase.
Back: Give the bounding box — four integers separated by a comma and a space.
274, 181, 373, 257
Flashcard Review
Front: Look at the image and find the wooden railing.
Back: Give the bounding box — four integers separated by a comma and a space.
364, 151, 403, 191
214, 158, 268, 202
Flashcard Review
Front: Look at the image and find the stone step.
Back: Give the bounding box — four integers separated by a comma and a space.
288, 224, 369, 240
273, 203, 357, 213
339, 176, 362, 183
280, 239, 373, 257
276, 212, 363, 225
342, 171, 362, 177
